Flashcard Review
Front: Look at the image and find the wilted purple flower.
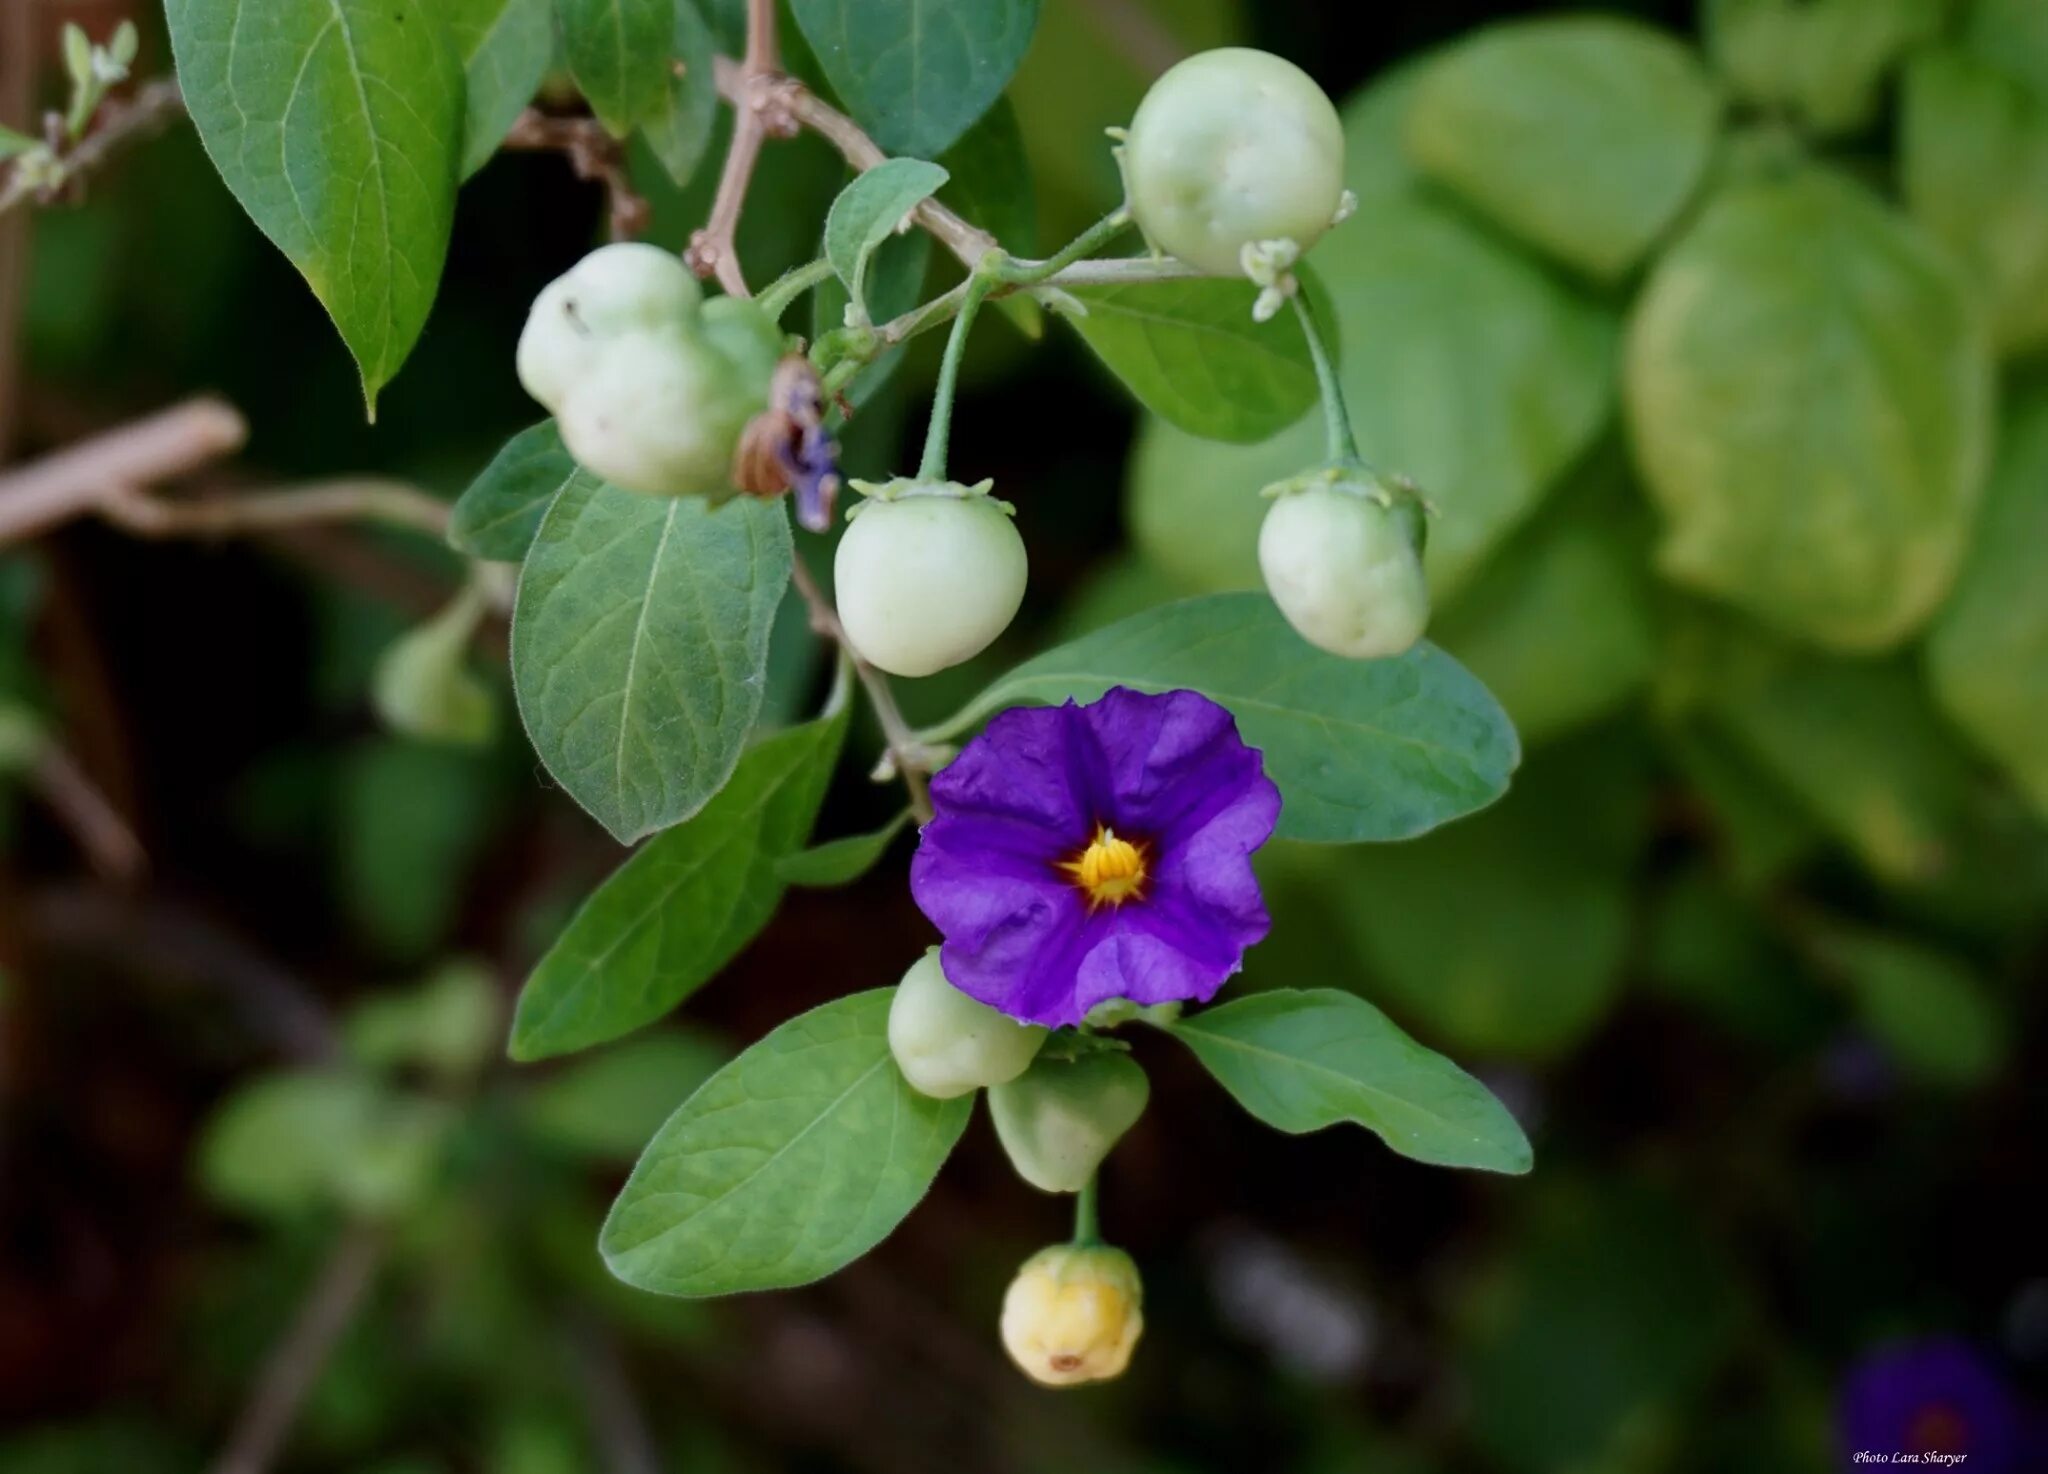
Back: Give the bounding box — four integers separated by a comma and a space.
1838, 1338, 2023, 1472
910, 687, 1280, 1029
732, 357, 840, 531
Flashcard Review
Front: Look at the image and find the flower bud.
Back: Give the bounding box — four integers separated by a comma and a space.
887, 948, 1047, 1099
1000, 1244, 1145, 1387
989, 1052, 1149, 1194
834, 478, 1028, 677
1258, 467, 1430, 660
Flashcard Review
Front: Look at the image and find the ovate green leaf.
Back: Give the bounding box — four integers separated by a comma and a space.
789, 0, 1042, 158
1926, 376, 2048, 820
510, 707, 847, 1059
601, 990, 972, 1295
1063, 277, 1322, 445
449, 421, 599, 563
640, 0, 719, 187
1321, 731, 1645, 1058
165, 0, 464, 410
822, 157, 949, 319
777, 811, 910, 887
927, 593, 1519, 845
1167, 988, 1531, 1173
444, 0, 555, 176
1902, 48, 2048, 356
557, 0, 672, 136
512, 484, 793, 843
1406, 16, 1720, 279
1812, 922, 2007, 1087
1625, 167, 1993, 651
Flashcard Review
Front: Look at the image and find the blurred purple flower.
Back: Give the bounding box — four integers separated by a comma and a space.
1838, 1337, 2023, 1471
911, 687, 1280, 1029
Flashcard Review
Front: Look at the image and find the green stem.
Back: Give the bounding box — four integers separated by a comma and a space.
1289, 291, 1359, 466
756, 258, 837, 322
911, 210, 1135, 481
1072, 1175, 1100, 1246
915, 266, 997, 481
994, 208, 1133, 286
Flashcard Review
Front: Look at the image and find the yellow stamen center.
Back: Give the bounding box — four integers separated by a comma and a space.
1060, 825, 1149, 908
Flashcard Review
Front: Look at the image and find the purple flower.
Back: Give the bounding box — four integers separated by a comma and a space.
910, 687, 1280, 1029
1838, 1338, 2023, 1472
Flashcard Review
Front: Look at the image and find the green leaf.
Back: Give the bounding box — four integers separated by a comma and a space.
443, 0, 555, 177
0, 125, 40, 161
1963, 0, 2048, 102
556, 0, 672, 136
510, 707, 847, 1060
1167, 989, 1530, 1174
1928, 377, 2048, 819
823, 157, 948, 320
936, 97, 1034, 253
1406, 16, 1721, 280
511, 483, 793, 843
1708, 646, 1975, 885
165, 0, 464, 411
1431, 448, 1656, 748
927, 593, 1518, 845
1811, 922, 2007, 1088
519, 1030, 730, 1159
600, 990, 972, 1296
1062, 277, 1322, 445
336, 738, 494, 960
345, 961, 501, 1081
1319, 731, 1644, 1058
1130, 195, 1615, 602
371, 584, 496, 747
789, 0, 1042, 158
1706, 0, 1948, 136
777, 810, 909, 887
640, 0, 718, 187
449, 421, 597, 563
814, 228, 931, 405
198, 1070, 451, 1219
1625, 166, 1993, 651
1902, 48, 2048, 356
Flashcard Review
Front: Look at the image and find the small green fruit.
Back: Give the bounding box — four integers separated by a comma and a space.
887, 948, 1047, 1099
989, 1051, 1150, 1194
1259, 472, 1430, 659
1124, 48, 1347, 276
834, 479, 1028, 678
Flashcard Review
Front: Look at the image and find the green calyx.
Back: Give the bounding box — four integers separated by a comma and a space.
1260, 464, 1432, 557
844, 476, 1015, 521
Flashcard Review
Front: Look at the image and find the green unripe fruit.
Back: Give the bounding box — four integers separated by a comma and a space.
887, 948, 1048, 1100
989, 1051, 1150, 1194
834, 479, 1028, 678
1123, 48, 1346, 276
515, 243, 782, 498
1259, 472, 1430, 660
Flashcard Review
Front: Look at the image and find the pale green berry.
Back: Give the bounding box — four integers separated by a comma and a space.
1259, 476, 1430, 659
888, 948, 1047, 1100
516, 243, 702, 407
834, 481, 1028, 678
1124, 48, 1346, 276
989, 1052, 1150, 1194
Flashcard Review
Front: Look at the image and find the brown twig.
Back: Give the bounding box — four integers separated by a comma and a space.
209, 1220, 388, 1474
501, 107, 650, 241
97, 477, 453, 541
707, 55, 999, 274
0, 76, 185, 218
0, 397, 248, 544
27, 742, 147, 882
789, 555, 933, 822
685, 0, 797, 295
